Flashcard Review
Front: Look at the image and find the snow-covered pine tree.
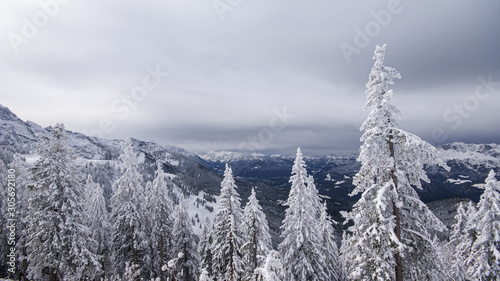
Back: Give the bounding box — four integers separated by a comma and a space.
199, 268, 214, 281
342, 44, 449, 281
306, 175, 337, 280
448, 202, 468, 281
318, 201, 340, 281
339, 231, 353, 281
110, 138, 150, 279
147, 163, 175, 280
254, 250, 285, 281
27, 124, 100, 280
241, 187, 272, 281
172, 194, 200, 281
454, 201, 478, 280
212, 164, 244, 281
85, 174, 111, 280
278, 147, 328, 281
199, 217, 214, 279
465, 170, 500, 280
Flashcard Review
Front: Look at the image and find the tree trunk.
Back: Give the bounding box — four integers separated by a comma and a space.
49, 267, 57, 281
21, 246, 28, 281
389, 131, 403, 281
392, 200, 403, 281
229, 231, 234, 280
160, 235, 165, 281
253, 217, 258, 281
184, 241, 190, 281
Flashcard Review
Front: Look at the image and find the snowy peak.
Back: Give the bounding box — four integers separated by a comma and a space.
199, 151, 265, 162
439, 142, 500, 168
0, 104, 47, 145
0, 104, 21, 122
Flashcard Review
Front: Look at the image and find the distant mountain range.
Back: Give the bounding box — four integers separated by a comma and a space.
1, 103, 499, 238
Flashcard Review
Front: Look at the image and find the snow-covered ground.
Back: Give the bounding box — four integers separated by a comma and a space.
171, 187, 219, 235
447, 178, 473, 185
439, 142, 500, 168
200, 150, 265, 162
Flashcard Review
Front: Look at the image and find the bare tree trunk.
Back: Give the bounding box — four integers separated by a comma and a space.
229, 229, 234, 281
21, 246, 28, 281
49, 267, 57, 281
253, 217, 258, 281
389, 131, 403, 281
160, 235, 165, 281
184, 241, 190, 281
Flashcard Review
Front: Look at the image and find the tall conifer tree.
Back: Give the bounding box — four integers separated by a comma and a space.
172, 195, 200, 281
278, 148, 328, 281
465, 170, 500, 279
27, 124, 99, 280
85, 174, 111, 279
147, 163, 175, 280
342, 45, 449, 280
241, 187, 272, 280
110, 138, 149, 278
212, 164, 244, 281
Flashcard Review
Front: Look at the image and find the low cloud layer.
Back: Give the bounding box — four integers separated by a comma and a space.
1, 0, 499, 155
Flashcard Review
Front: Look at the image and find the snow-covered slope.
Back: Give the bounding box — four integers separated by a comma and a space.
438, 142, 500, 169
200, 151, 265, 162
0, 104, 47, 146
0, 104, 286, 241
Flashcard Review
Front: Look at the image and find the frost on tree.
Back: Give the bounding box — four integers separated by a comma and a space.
211, 164, 244, 281
341, 45, 449, 281
85, 174, 112, 280
306, 175, 340, 280
451, 201, 478, 281
198, 217, 214, 279
146, 163, 175, 280
241, 187, 272, 280
110, 138, 150, 279
27, 124, 100, 280
254, 250, 285, 281
278, 148, 328, 281
448, 202, 468, 281
172, 194, 200, 281
318, 201, 340, 281
465, 170, 500, 280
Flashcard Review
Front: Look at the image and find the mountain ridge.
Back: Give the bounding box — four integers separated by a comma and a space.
1, 103, 499, 236
0, 104, 287, 244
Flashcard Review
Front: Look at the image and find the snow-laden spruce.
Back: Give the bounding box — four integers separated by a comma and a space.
341, 45, 449, 281
465, 170, 500, 280
254, 250, 285, 281
278, 147, 337, 281
85, 174, 112, 280
211, 164, 244, 281
146, 163, 175, 280
110, 138, 150, 279
171, 194, 200, 281
27, 124, 101, 280
319, 201, 340, 280
450, 201, 478, 281
448, 202, 469, 281
198, 217, 214, 279
241, 187, 272, 280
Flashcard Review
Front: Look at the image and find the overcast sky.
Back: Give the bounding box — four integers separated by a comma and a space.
1, 0, 499, 155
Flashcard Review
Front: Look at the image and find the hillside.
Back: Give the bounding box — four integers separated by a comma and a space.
0, 105, 287, 244
1, 103, 498, 235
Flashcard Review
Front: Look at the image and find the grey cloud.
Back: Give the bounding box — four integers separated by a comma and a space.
1, 0, 499, 154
